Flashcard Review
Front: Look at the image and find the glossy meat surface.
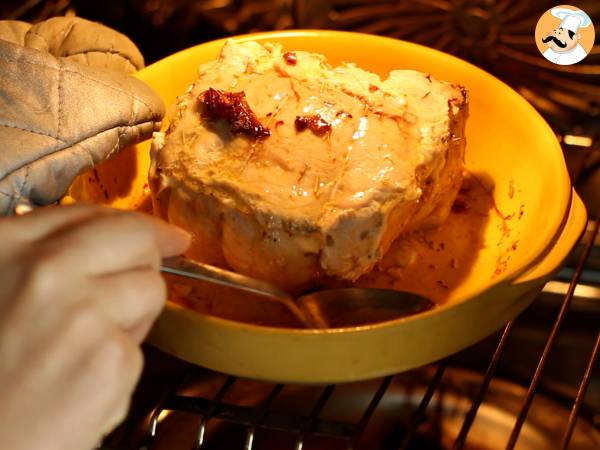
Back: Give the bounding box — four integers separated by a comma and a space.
150, 41, 468, 290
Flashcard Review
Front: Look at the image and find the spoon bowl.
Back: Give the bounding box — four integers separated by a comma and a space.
298, 288, 435, 328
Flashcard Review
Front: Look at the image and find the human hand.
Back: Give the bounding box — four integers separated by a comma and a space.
0, 204, 190, 450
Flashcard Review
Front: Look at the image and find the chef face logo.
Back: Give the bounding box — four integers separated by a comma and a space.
542, 27, 579, 52
535, 5, 595, 65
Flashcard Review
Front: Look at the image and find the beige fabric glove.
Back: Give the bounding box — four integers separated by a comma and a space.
0, 17, 144, 73
0, 17, 164, 215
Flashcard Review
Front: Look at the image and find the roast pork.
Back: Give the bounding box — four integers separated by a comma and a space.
150, 41, 468, 290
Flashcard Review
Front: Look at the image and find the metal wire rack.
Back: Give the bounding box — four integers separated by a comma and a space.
97, 193, 600, 450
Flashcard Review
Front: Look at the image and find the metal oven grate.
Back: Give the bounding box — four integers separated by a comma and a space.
98, 194, 600, 450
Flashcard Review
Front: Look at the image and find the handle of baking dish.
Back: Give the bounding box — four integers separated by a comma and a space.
513, 190, 587, 285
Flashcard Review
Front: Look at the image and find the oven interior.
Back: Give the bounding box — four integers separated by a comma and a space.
2, 1, 598, 449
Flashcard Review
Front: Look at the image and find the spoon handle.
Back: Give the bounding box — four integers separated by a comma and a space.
161, 256, 291, 302
160, 256, 324, 328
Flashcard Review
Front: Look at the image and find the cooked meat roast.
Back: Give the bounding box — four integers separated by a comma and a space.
149, 41, 468, 291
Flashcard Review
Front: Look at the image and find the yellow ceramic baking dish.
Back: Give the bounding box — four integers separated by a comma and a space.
68, 30, 586, 383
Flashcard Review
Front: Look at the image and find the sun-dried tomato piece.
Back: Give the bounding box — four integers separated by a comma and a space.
283, 51, 297, 65
294, 114, 331, 137
198, 88, 270, 139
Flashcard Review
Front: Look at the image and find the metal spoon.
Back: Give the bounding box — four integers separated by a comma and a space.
161, 256, 434, 329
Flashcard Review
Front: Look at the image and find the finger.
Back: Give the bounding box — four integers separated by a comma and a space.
56, 313, 144, 443
85, 329, 144, 439
126, 319, 157, 345
39, 210, 190, 276
1, 204, 115, 243
81, 210, 191, 259
91, 269, 166, 341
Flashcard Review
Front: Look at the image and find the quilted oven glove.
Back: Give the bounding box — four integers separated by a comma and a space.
0, 17, 165, 215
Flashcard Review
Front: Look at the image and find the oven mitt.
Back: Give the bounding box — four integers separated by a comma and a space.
0, 17, 164, 216
0, 17, 144, 73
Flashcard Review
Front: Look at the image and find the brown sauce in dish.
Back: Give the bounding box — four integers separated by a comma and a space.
353, 173, 495, 304
198, 88, 271, 138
